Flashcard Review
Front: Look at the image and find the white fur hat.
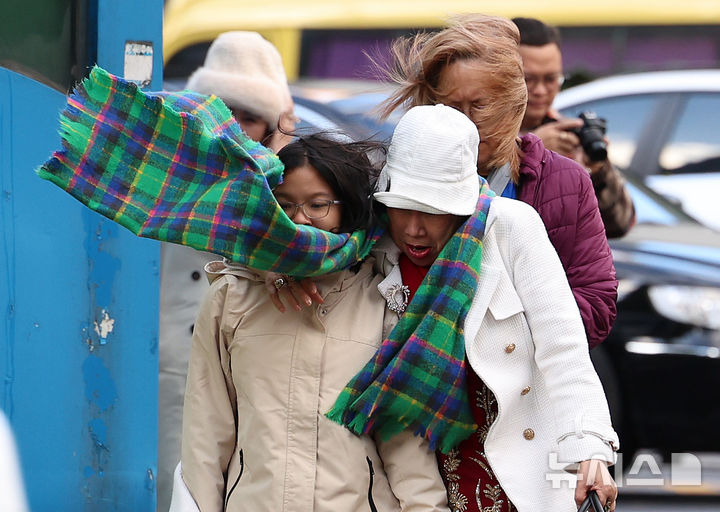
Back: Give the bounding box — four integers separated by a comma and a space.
374, 105, 480, 216
186, 31, 292, 129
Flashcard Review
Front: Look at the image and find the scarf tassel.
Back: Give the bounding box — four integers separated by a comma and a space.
327, 388, 478, 453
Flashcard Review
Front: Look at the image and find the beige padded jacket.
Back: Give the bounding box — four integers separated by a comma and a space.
180, 258, 450, 512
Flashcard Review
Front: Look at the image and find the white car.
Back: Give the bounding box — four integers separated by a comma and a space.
553, 70, 720, 230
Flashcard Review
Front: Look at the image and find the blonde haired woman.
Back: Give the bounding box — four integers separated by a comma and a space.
378, 14, 617, 351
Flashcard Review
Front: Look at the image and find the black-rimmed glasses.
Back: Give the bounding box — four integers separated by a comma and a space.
279, 199, 342, 219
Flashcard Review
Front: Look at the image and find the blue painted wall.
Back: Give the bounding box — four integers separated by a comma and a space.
0, 1, 164, 510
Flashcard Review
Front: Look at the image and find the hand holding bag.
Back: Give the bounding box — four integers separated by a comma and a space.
577, 489, 606, 512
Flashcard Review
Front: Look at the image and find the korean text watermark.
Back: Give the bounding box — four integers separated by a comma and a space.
546, 452, 703, 488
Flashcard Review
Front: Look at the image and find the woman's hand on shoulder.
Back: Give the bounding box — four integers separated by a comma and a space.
264, 272, 324, 312
575, 459, 617, 512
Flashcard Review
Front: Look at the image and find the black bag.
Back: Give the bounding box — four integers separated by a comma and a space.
578, 490, 606, 512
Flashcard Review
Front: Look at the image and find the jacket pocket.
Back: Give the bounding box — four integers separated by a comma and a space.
488, 286, 525, 321
225, 449, 244, 509
366, 456, 378, 512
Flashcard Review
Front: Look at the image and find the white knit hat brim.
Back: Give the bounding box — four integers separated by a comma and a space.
374, 104, 481, 216
186, 67, 285, 129
374, 169, 479, 216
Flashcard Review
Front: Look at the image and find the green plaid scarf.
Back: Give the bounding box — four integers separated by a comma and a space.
327, 181, 496, 453
37, 67, 382, 275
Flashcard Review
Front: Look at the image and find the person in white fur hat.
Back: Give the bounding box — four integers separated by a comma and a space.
186, 30, 296, 150
157, 31, 296, 512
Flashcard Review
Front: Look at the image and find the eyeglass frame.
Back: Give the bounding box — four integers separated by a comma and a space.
524, 73, 566, 89
278, 199, 343, 219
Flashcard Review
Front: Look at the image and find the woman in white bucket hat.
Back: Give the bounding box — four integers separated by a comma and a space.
332, 104, 619, 512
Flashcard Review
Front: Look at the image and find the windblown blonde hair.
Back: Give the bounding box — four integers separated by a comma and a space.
378, 14, 528, 177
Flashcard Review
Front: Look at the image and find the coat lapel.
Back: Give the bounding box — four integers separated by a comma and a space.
463, 263, 502, 347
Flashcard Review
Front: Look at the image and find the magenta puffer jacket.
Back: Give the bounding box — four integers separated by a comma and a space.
516, 134, 617, 349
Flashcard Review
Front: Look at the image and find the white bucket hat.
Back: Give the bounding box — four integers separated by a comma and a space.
186, 31, 292, 129
374, 104, 480, 216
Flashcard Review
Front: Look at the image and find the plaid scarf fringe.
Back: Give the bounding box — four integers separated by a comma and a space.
327, 182, 495, 454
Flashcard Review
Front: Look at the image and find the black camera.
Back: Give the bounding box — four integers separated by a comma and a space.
570, 111, 608, 162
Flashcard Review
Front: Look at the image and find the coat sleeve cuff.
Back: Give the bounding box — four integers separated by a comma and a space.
557, 434, 618, 469
556, 417, 620, 468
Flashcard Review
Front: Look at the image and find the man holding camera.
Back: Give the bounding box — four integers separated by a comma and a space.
512, 17, 635, 238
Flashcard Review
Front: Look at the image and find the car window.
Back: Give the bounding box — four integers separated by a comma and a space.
558, 95, 658, 169
0, 0, 90, 91
659, 93, 720, 174
293, 103, 342, 133
329, 92, 401, 140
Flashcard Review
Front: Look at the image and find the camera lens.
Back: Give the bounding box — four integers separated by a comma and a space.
576, 111, 608, 162
585, 141, 608, 162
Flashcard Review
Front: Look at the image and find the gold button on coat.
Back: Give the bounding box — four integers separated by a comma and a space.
523, 428, 535, 440
505, 343, 516, 353
521, 386, 531, 395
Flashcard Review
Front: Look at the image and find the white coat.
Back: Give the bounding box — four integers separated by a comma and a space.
373, 197, 619, 512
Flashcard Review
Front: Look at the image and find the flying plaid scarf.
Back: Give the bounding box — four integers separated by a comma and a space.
37, 67, 382, 275
327, 180, 496, 454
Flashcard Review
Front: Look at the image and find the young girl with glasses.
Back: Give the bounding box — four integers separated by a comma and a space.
171, 133, 451, 512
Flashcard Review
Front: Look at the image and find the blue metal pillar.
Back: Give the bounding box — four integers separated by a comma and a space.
0, 1, 163, 510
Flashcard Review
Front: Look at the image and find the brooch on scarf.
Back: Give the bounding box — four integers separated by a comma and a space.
384, 284, 410, 315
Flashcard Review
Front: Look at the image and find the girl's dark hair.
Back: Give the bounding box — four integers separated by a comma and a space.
277, 133, 385, 233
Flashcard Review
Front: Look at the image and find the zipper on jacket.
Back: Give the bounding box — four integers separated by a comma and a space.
225, 449, 244, 509
366, 456, 378, 512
